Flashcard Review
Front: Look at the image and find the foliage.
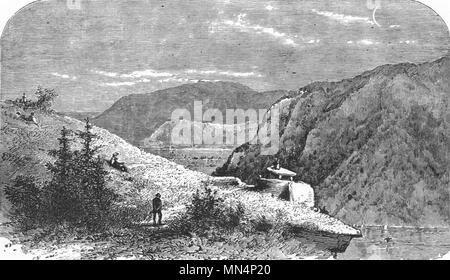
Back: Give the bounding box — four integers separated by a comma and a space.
6, 119, 119, 232
250, 215, 273, 233
5, 175, 43, 231
170, 187, 245, 237
10, 87, 58, 113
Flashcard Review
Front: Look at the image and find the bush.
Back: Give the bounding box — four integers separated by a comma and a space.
251, 215, 273, 233
5, 176, 44, 230
10, 87, 58, 113
171, 187, 245, 236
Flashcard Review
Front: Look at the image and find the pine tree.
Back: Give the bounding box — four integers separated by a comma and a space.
77, 118, 100, 165
8, 121, 117, 231
74, 118, 116, 230
45, 126, 80, 224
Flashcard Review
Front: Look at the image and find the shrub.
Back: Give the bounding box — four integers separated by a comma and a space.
10, 87, 58, 113
171, 187, 245, 236
251, 215, 273, 233
5, 176, 43, 230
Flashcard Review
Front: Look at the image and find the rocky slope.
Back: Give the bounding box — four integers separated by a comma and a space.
216, 56, 450, 227
0, 102, 358, 238
0, 102, 209, 223
92, 81, 289, 146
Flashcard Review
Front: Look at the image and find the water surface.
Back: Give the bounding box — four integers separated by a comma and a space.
339, 226, 450, 260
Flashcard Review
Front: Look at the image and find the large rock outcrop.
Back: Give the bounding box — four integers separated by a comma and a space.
216, 56, 450, 227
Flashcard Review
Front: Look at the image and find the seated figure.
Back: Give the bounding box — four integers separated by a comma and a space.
109, 152, 129, 172
17, 112, 39, 127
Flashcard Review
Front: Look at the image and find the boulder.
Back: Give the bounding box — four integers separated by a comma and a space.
289, 182, 315, 208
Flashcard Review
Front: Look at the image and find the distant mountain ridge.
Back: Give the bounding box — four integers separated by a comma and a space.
142, 119, 259, 149
216, 56, 450, 227
93, 81, 289, 146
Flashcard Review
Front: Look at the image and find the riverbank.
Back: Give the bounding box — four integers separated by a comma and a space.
0, 221, 338, 260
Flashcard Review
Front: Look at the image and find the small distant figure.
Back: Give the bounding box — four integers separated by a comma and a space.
332, 252, 338, 259
16, 112, 39, 127
384, 237, 392, 243
152, 193, 163, 226
21, 93, 28, 104
319, 206, 329, 215
272, 158, 280, 170
109, 152, 128, 172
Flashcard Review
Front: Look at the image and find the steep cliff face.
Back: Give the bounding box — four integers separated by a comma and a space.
92, 81, 288, 146
216, 57, 450, 227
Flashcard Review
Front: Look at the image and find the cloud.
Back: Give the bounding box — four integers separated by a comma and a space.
185, 69, 263, 78
311, 9, 375, 25
93, 66, 264, 87
51, 72, 77, 81
211, 14, 299, 47
91, 70, 119, 77
92, 69, 174, 79
399, 40, 416, 44
347, 39, 380, 46
358, 39, 377, 45
99, 81, 137, 87
347, 39, 415, 46
120, 69, 174, 79
265, 5, 278, 11
307, 39, 321, 44
157, 77, 197, 83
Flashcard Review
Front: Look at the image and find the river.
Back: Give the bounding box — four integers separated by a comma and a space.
338, 226, 450, 260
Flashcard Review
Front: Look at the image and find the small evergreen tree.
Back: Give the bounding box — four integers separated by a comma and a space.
45, 126, 80, 225
7, 120, 118, 232
73, 118, 116, 230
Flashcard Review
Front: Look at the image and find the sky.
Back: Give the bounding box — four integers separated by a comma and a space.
1, 0, 449, 112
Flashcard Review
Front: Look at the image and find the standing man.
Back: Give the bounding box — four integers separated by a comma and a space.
152, 193, 163, 226
272, 158, 280, 170
21, 93, 28, 105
